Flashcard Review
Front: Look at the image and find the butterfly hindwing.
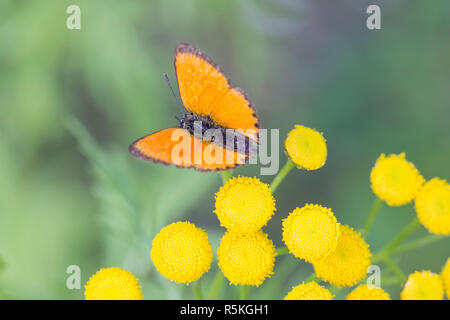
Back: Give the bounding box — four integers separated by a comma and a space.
129, 127, 246, 171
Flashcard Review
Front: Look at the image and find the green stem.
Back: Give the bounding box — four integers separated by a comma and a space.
207, 270, 225, 300
221, 170, 234, 185
275, 246, 289, 256
373, 234, 446, 263
303, 273, 318, 283
383, 256, 406, 283
370, 253, 385, 264
270, 160, 295, 193
383, 218, 421, 255
192, 283, 204, 300
362, 198, 383, 236
240, 285, 249, 300
328, 285, 345, 297
372, 218, 421, 264
393, 234, 446, 256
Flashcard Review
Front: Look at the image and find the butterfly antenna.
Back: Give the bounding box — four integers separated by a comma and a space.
163, 73, 185, 114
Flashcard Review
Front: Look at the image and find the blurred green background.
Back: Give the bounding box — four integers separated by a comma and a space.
0, 0, 448, 299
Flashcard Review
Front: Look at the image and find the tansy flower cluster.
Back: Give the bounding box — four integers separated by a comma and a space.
312, 224, 371, 288
282, 204, 339, 262
400, 270, 444, 300
367, 152, 449, 300
284, 125, 327, 170
415, 178, 450, 235
215, 177, 276, 286
82, 125, 448, 300
278, 126, 374, 297
214, 176, 276, 233
442, 258, 450, 299
284, 282, 333, 300
370, 152, 450, 235
370, 153, 424, 206
346, 284, 391, 300
84, 267, 143, 300
217, 231, 275, 286
150, 221, 213, 284
397, 258, 450, 300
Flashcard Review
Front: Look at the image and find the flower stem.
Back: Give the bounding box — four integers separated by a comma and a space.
362, 198, 383, 236
221, 170, 234, 185
270, 160, 295, 193
392, 234, 446, 256
240, 285, 249, 300
382, 256, 406, 283
275, 246, 289, 256
328, 285, 345, 296
369, 218, 422, 284
372, 218, 421, 263
192, 282, 204, 300
303, 273, 318, 283
207, 269, 225, 300
382, 217, 421, 255
372, 234, 446, 263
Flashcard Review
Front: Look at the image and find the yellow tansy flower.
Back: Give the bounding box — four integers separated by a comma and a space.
284, 125, 327, 170
217, 231, 276, 286
85, 267, 143, 300
346, 284, 391, 300
415, 178, 450, 235
284, 281, 333, 300
441, 258, 450, 299
214, 176, 276, 233
151, 221, 213, 284
282, 204, 339, 262
370, 153, 424, 206
401, 270, 444, 300
312, 224, 371, 287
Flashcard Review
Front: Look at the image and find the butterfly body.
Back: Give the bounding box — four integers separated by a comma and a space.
129, 42, 260, 171
178, 113, 221, 139
178, 113, 257, 156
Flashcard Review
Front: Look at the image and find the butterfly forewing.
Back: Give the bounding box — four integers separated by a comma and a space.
174, 43, 259, 142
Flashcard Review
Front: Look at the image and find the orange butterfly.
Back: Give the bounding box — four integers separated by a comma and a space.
129, 42, 260, 171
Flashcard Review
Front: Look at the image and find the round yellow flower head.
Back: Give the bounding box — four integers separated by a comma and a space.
151, 221, 213, 284
401, 270, 444, 300
441, 258, 450, 299
312, 224, 371, 287
217, 230, 276, 286
284, 125, 327, 170
346, 284, 391, 300
370, 153, 424, 206
415, 178, 450, 235
284, 281, 334, 300
282, 204, 339, 262
85, 267, 143, 300
214, 176, 276, 233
